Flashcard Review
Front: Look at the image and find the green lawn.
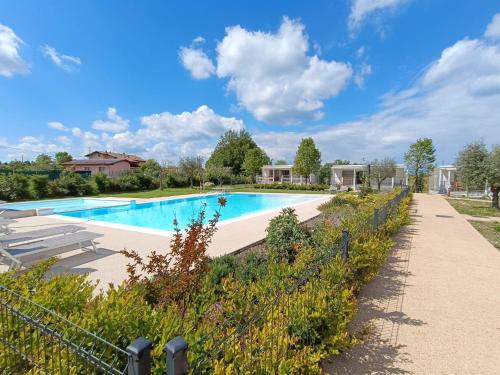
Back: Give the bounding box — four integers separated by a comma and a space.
94, 187, 200, 199
93, 184, 329, 199
470, 221, 500, 250
446, 198, 500, 218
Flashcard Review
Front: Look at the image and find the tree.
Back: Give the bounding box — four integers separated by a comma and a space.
55, 151, 72, 165
318, 163, 333, 185
140, 159, 162, 179
333, 159, 350, 165
293, 138, 321, 183
456, 142, 489, 192
404, 138, 436, 192
487, 145, 500, 209
243, 147, 271, 182
34, 154, 54, 169
179, 157, 204, 187
206, 130, 258, 175
371, 158, 397, 190
275, 159, 288, 165
205, 164, 232, 186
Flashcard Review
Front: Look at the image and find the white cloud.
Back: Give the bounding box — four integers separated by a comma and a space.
0, 23, 29, 77
139, 105, 243, 141
354, 63, 372, 88
179, 44, 215, 80
254, 35, 500, 164
48, 121, 69, 132
356, 46, 365, 58
41, 45, 81, 72
215, 17, 352, 124
92, 107, 130, 133
348, 0, 408, 32
485, 13, 500, 39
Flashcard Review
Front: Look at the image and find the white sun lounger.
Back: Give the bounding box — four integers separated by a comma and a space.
0, 229, 103, 270
0, 225, 84, 247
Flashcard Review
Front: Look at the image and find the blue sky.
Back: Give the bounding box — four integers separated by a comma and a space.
1, 0, 500, 165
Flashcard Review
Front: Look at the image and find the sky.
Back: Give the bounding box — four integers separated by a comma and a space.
1, 0, 500, 165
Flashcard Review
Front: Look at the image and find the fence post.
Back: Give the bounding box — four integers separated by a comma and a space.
373, 208, 379, 232
165, 336, 189, 375
341, 230, 350, 262
126, 337, 153, 375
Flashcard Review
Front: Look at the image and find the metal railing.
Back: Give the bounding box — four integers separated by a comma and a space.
0, 188, 409, 374
183, 187, 410, 373
0, 285, 153, 375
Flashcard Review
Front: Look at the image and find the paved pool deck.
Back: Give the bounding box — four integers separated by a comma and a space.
1, 193, 330, 290
325, 193, 500, 374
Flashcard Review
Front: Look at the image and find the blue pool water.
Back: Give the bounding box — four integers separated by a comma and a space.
61, 193, 322, 231
0, 198, 131, 214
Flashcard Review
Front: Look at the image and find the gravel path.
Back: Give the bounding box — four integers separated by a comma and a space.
325, 193, 500, 374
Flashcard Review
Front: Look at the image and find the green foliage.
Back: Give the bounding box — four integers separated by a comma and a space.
266, 208, 309, 263
318, 163, 332, 185
54, 170, 96, 196
275, 159, 288, 165
404, 138, 436, 192
488, 145, 500, 209
0, 189, 412, 374
206, 130, 258, 175
243, 147, 271, 180
253, 182, 328, 191
164, 172, 190, 188
92, 172, 113, 193
205, 164, 232, 186
140, 159, 161, 179
30, 175, 50, 199
371, 158, 397, 190
0, 174, 30, 200
55, 151, 73, 165
33, 153, 54, 169
456, 141, 489, 190
179, 156, 204, 187
293, 137, 321, 181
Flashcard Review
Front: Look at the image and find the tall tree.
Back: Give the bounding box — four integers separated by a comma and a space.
275, 159, 288, 165
371, 158, 397, 190
205, 164, 231, 186
487, 145, 500, 209
55, 151, 72, 165
456, 142, 489, 191
34, 154, 54, 170
243, 147, 271, 182
318, 163, 333, 185
140, 159, 162, 179
404, 138, 436, 192
206, 130, 258, 175
179, 156, 204, 187
293, 138, 321, 183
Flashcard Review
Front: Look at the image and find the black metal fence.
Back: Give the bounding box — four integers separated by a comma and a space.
0, 188, 409, 374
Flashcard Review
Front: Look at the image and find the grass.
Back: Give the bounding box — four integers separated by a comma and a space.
93, 184, 330, 199
470, 221, 500, 250
94, 187, 200, 198
446, 198, 500, 218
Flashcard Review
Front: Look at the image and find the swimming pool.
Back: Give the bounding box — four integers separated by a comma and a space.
60, 193, 323, 232
0, 198, 132, 214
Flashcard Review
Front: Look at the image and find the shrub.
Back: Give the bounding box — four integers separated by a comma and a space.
266, 207, 309, 263
121, 196, 227, 308
30, 175, 50, 199
92, 172, 113, 193
253, 183, 328, 191
55, 171, 95, 196
0, 174, 30, 201
164, 172, 190, 188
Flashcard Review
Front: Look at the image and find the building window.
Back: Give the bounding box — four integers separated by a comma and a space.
99, 167, 106, 172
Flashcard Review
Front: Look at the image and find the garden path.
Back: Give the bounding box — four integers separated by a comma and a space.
325, 193, 500, 374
